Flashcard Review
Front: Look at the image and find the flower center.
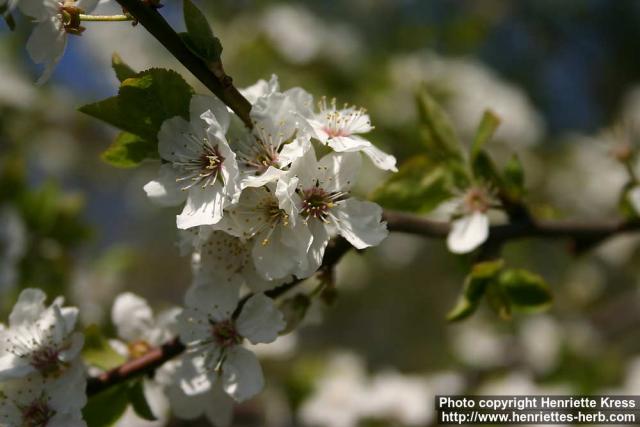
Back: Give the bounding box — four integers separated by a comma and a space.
463, 187, 491, 214
60, 3, 85, 35
175, 140, 225, 190
29, 347, 64, 377
20, 397, 56, 427
238, 131, 281, 174
211, 320, 242, 348
318, 96, 369, 139
127, 340, 153, 359
299, 185, 348, 222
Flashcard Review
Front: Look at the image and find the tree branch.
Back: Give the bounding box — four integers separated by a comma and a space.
113, 0, 253, 128
86, 210, 640, 396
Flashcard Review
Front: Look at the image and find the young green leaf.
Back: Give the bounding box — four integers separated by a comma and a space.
111, 53, 137, 82
502, 154, 525, 199
471, 150, 502, 188
447, 259, 504, 321
498, 269, 552, 311
183, 0, 223, 62
471, 110, 501, 161
83, 383, 130, 427
101, 132, 158, 168
128, 380, 158, 421
372, 155, 454, 213
416, 88, 465, 167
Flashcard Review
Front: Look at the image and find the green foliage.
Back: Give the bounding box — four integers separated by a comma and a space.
83, 383, 131, 427
280, 293, 312, 335
101, 132, 157, 168
182, 0, 223, 63
111, 53, 136, 82
82, 324, 127, 370
447, 259, 504, 321
498, 269, 553, 310
448, 261, 551, 321
372, 155, 453, 213
79, 68, 194, 168
502, 154, 526, 200
128, 380, 157, 421
416, 88, 466, 172
471, 110, 501, 162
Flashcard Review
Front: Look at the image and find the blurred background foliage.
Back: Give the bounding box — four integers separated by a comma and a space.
3, 0, 640, 426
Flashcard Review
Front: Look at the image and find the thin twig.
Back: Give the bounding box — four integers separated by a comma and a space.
112, 0, 253, 127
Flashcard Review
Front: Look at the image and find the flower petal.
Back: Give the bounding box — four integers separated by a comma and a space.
327, 135, 397, 172
191, 94, 230, 133
333, 199, 388, 249
111, 292, 154, 342
236, 294, 285, 344
221, 346, 264, 402
177, 185, 226, 229
9, 288, 47, 327
26, 17, 67, 84
446, 211, 490, 254
143, 164, 187, 207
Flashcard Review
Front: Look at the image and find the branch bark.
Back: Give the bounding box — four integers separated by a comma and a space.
86, 210, 640, 396
113, 0, 253, 128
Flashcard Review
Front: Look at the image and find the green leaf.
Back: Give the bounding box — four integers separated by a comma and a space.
279, 294, 312, 334
101, 132, 158, 168
372, 155, 454, 213
416, 87, 465, 169
128, 380, 157, 421
471, 150, 502, 187
447, 259, 504, 321
112, 53, 137, 82
502, 154, 525, 199
82, 325, 127, 370
471, 110, 501, 161
498, 269, 552, 311
183, 0, 223, 62
83, 383, 130, 427
80, 68, 194, 167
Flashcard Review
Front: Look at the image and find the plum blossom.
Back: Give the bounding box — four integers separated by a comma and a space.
280, 149, 388, 276
446, 186, 493, 254
0, 289, 87, 426
0, 373, 87, 427
19, 0, 99, 84
0, 289, 85, 387
176, 279, 285, 403
143, 95, 241, 230
234, 75, 312, 188
302, 97, 397, 172
109, 293, 179, 427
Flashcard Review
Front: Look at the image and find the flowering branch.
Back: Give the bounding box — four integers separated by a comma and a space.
112, 0, 253, 127
85, 210, 640, 396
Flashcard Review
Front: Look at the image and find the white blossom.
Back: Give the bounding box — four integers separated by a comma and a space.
0, 206, 26, 294
302, 97, 397, 172
0, 373, 87, 427
0, 289, 85, 387
176, 280, 285, 402
0, 289, 87, 426
143, 95, 241, 230
446, 187, 492, 254
628, 185, 640, 215
280, 149, 388, 276
19, 0, 99, 84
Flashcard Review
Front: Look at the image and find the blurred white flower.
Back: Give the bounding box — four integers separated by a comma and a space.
0, 206, 26, 294
20, 0, 99, 83
382, 51, 545, 146
300, 353, 369, 427
364, 371, 431, 426
478, 371, 571, 395
0, 373, 87, 427
518, 315, 562, 374
0, 59, 37, 108
261, 4, 362, 67
451, 319, 507, 369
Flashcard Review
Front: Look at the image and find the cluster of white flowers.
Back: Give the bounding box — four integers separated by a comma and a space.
140, 75, 395, 425
0, 288, 87, 427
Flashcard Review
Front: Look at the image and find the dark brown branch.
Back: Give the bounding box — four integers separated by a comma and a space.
86, 211, 640, 396
113, 0, 253, 128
